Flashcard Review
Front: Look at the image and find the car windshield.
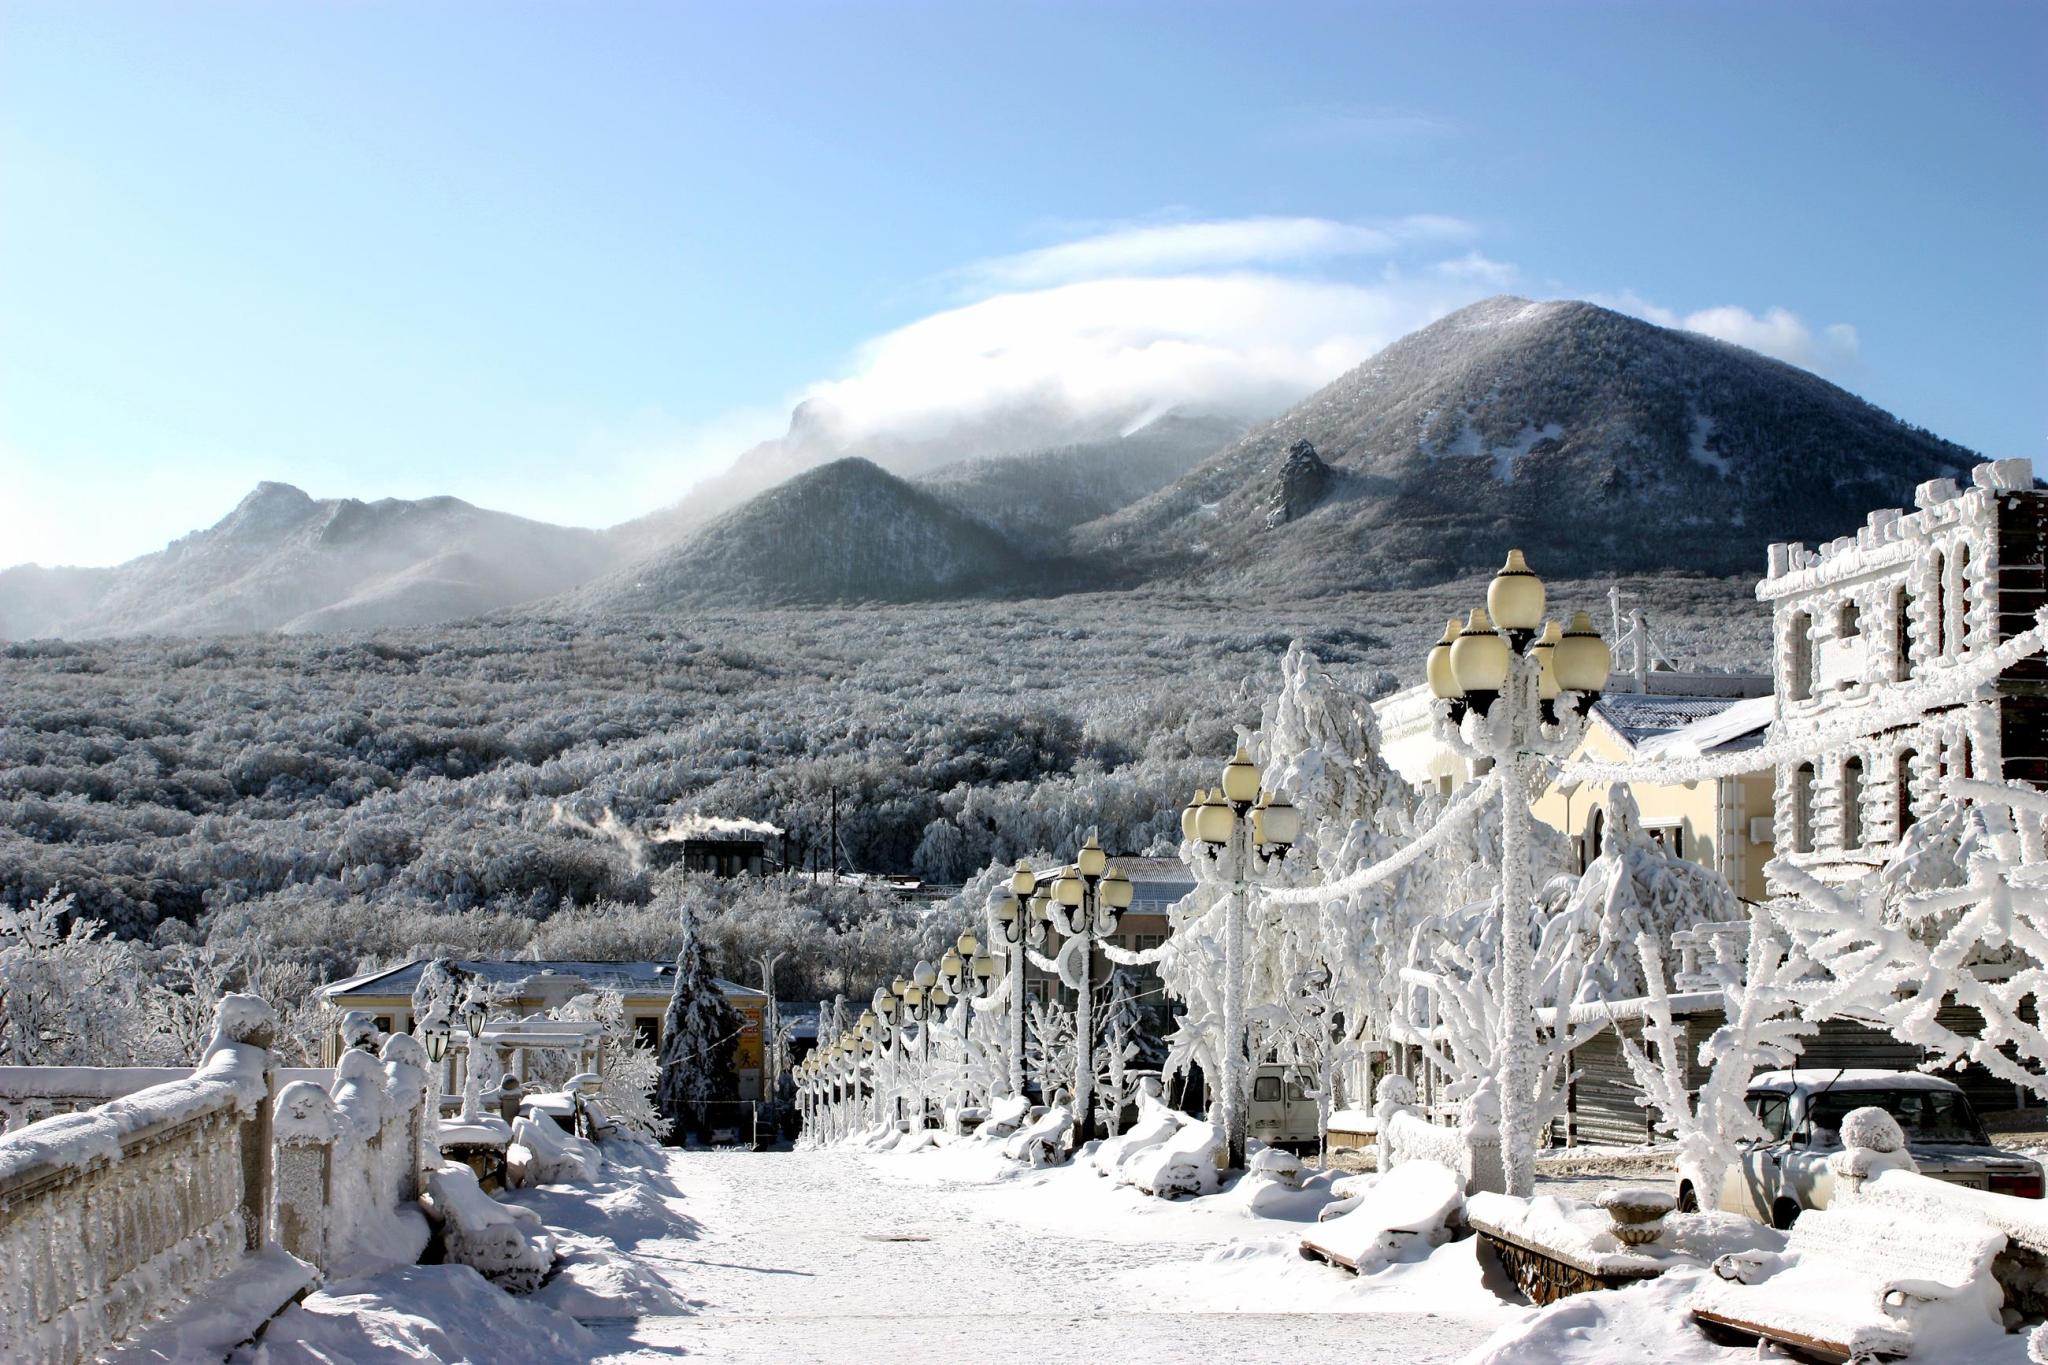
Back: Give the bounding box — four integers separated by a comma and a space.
1253, 1077, 1281, 1102
1806, 1088, 1988, 1146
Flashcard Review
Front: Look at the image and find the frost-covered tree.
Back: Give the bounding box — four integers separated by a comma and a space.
0, 891, 145, 1066
555, 989, 667, 1143
1774, 783, 2048, 1100
1610, 914, 1812, 1207
1536, 786, 1741, 1002
657, 903, 742, 1141
1025, 997, 1074, 1100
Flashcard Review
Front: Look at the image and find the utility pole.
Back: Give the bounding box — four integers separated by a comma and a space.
829, 787, 839, 885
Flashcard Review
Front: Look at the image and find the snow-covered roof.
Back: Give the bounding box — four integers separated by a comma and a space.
1591, 693, 1769, 755
650, 814, 783, 842
324, 959, 766, 1002
1749, 1068, 1964, 1095
1630, 694, 1775, 761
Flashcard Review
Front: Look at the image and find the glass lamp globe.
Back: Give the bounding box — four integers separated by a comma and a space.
1486, 548, 1546, 634
1010, 859, 1036, 897
1101, 867, 1134, 910
892, 975, 909, 998
1052, 868, 1084, 908
1426, 619, 1464, 700
1029, 889, 1052, 922
1555, 610, 1612, 692
1220, 749, 1261, 805
1181, 792, 1201, 842
1077, 837, 1108, 879
1196, 789, 1234, 845
1450, 607, 1511, 695
1255, 791, 1300, 847
956, 931, 979, 957
991, 892, 1019, 924
914, 960, 937, 989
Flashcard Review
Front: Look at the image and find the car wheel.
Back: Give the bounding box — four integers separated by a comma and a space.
1676, 1182, 1698, 1214
1771, 1198, 1802, 1231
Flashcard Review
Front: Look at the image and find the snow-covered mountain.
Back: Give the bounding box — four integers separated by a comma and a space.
572, 456, 1072, 608
607, 397, 1258, 559
0, 483, 621, 638
1085, 296, 1984, 592
916, 411, 1247, 540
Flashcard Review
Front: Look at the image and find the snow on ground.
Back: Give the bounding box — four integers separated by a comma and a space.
241, 1137, 2036, 1364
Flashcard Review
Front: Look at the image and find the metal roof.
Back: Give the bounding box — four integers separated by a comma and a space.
1592, 692, 1769, 753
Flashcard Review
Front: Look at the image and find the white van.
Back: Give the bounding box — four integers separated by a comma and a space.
1249, 1064, 1320, 1153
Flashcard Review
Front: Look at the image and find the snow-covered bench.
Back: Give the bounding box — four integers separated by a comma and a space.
1689, 1203, 2006, 1362
1298, 1162, 1462, 1273
421, 1162, 557, 1294
1002, 1101, 1074, 1166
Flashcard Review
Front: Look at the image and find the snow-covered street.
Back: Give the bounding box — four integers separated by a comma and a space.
587, 1146, 1513, 1364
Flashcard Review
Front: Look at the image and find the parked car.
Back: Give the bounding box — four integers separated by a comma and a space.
1249, 1064, 1321, 1154
1680, 1068, 2044, 1228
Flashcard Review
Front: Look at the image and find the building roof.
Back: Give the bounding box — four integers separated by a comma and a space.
1631, 693, 1776, 760
323, 958, 767, 1002
1592, 693, 1771, 755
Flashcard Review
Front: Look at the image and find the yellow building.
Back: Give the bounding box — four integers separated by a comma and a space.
1375, 680, 1776, 900
321, 959, 770, 1098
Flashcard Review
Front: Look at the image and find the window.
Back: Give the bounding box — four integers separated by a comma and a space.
1786, 612, 1813, 701
633, 1016, 662, 1050
1791, 764, 1815, 854
1644, 823, 1685, 859
1588, 807, 1606, 862
371, 1015, 393, 1036
1285, 1078, 1309, 1102
1931, 550, 1948, 657
1950, 544, 1972, 653
1134, 934, 1165, 953
1837, 600, 1860, 638
1896, 751, 1917, 837
1894, 585, 1913, 681
1842, 757, 1864, 850
1252, 1076, 1282, 1102
1747, 1092, 1791, 1140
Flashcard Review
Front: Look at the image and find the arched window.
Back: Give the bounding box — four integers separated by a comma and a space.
1950, 544, 1972, 653
1791, 763, 1816, 854
1787, 611, 1813, 702
1893, 585, 1913, 681
1896, 750, 1917, 837
1588, 807, 1605, 865
1842, 757, 1864, 850
1931, 550, 1947, 658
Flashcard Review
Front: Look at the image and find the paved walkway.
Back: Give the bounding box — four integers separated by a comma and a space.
588, 1147, 1506, 1364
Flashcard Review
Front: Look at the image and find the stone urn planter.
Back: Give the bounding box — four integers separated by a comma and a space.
1598, 1186, 1676, 1247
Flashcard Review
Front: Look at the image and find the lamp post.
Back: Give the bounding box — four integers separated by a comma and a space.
418, 1009, 451, 1133
1425, 548, 1609, 1197
941, 931, 1000, 1123
990, 866, 1047, 1099
457, 988, 492, 1125
871, 986, 901, 1129
1183, 759, 1299, 1170
1049, 841, 1135, 1144
902, 960, 949, 1129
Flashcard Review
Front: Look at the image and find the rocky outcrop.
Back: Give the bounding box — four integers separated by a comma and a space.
1266, 440, 1332, 528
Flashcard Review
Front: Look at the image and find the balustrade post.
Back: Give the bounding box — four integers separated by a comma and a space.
272, 1081, 339, 1273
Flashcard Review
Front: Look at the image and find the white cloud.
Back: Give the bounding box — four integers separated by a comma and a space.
1593, 291, 1861, 376
967, 215, 1475, 288
796, 270, 1499, 444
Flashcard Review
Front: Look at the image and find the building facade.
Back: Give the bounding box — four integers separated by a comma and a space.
322, 959, 772, 1098
1757, 458, 2048, 887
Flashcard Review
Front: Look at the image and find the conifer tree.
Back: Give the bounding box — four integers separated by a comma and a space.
657, 901, 743, 1142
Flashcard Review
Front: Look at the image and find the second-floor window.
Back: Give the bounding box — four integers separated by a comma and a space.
1893, 585, 1913, 681
1787, 612, 1813, 702
1842, 757, 1864, 850
1791, 763, 1816, 854
1896, 750, 1917, 838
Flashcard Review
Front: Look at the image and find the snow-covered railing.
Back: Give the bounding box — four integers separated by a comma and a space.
0, 1066, 333, 1135
0, 996, 288, 1365
272, 1036, 431, 1277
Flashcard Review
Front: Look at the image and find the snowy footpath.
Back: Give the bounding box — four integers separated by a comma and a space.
243, 1140, 2042, 1364
588, 1145, 1515, 1364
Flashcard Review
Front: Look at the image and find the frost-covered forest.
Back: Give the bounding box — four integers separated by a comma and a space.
0, 576, 1763, 1064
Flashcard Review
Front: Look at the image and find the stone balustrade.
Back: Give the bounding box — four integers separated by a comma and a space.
0, 998, 433, 1364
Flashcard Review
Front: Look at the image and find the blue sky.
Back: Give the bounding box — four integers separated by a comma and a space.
3, 1, 2042, 567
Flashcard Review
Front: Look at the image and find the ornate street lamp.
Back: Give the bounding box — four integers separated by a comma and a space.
457, 987, 494, 1125
1180, 756, 1299, 1169
1427, 548, 1608, 1196
1047, 840, 1137, 1144
990, 863, 1048, 1099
